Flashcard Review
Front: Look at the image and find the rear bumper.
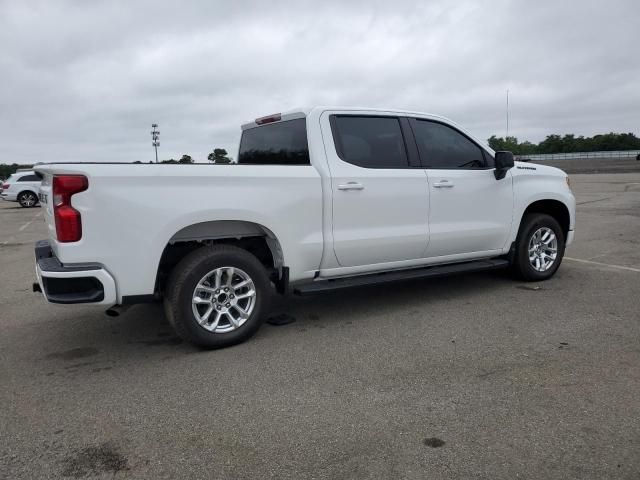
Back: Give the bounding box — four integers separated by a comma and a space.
1, 192, 17, 201
34, 239, 117, 305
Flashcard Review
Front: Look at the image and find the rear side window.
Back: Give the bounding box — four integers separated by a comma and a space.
330, 116, 409, 168
238, 118, 309, 165
18, 174, 39, 182
411, 119, 486, 169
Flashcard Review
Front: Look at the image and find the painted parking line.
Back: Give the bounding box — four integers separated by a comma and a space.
565, 256, 640, 273
1, 210, 42, 245
18, 211, 43, 231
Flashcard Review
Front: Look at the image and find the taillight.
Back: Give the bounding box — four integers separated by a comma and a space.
53, 175, 88, 242
1, 183, 8, 190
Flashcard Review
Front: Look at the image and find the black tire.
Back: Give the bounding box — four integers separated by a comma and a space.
164, 244, 272, 348
512, 213, 565, 281
18, 191, 38, 208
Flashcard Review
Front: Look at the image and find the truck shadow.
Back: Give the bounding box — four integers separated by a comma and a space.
273, 270, 512, 327
38, 269, 514, 363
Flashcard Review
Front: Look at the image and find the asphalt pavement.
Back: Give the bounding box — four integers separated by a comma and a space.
1, 173, 639, 479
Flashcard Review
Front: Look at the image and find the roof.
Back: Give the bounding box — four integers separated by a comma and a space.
237, 106, 491, 152
240, 106, 454, 131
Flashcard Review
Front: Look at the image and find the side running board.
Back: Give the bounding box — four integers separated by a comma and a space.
293, 258, 509, 296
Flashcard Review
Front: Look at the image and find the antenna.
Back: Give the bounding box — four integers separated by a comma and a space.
506, 89, 510, 139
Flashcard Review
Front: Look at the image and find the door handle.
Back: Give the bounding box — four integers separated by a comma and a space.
433, 180, 454, 188
338, 182, 364, 191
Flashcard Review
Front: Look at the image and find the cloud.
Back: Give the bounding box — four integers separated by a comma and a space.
1, 0, 639, 163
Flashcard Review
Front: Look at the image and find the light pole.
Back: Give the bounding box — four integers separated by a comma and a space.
151, 124, 160, 163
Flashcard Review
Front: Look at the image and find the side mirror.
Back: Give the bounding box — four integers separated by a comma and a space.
494, 151, 514, 180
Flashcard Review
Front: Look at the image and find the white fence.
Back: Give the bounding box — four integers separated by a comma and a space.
516, 150, 640, 161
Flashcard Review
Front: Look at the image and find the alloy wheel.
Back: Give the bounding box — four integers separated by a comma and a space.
528, 227, 558, 272
191, 266, 256, 333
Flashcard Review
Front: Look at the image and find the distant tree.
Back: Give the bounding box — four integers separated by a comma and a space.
179, 155, 193, 164
488, 135, 521, 153
517, 141, 537, 156
133, 161, 142, 164
487, 135, 504, 151
0, 163, 32, 180
207, 148, 232, 164
160, 158, 178, 164
489, 132, 640, 156
537, 134, 563, 154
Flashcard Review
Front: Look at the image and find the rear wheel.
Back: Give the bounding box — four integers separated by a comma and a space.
164, 245, 272, 348
18, 191, 38, 208
512, 213, 565, 281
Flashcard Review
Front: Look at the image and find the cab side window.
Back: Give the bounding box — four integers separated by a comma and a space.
330, 115, 410, 169
411, 119, 487, 169
483, 151, 495, 168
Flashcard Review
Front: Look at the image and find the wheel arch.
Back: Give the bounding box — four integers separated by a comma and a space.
520, 199, 571, 240
155, 220, 285, 295
18, 188, 39, 197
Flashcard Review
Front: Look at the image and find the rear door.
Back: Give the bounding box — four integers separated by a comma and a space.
320, 113, 430, 267
409, 118, 513, 258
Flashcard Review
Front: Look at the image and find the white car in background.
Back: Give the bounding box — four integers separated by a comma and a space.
1, 170, 41, 207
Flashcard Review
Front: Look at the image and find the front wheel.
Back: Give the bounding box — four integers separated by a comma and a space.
164, 245, 272, 348
18, 191, 38, 208
512, 213, 565, 281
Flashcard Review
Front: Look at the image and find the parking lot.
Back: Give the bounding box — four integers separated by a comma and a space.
1, 173, 639, 479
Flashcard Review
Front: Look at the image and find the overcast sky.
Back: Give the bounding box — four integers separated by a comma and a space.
1, 0, 639, 164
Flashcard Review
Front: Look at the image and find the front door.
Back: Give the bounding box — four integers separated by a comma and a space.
409, 118, 513, 258
321, 113, 430, 267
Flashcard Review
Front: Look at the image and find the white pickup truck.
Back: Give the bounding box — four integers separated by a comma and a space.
34, 107, 575, 348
